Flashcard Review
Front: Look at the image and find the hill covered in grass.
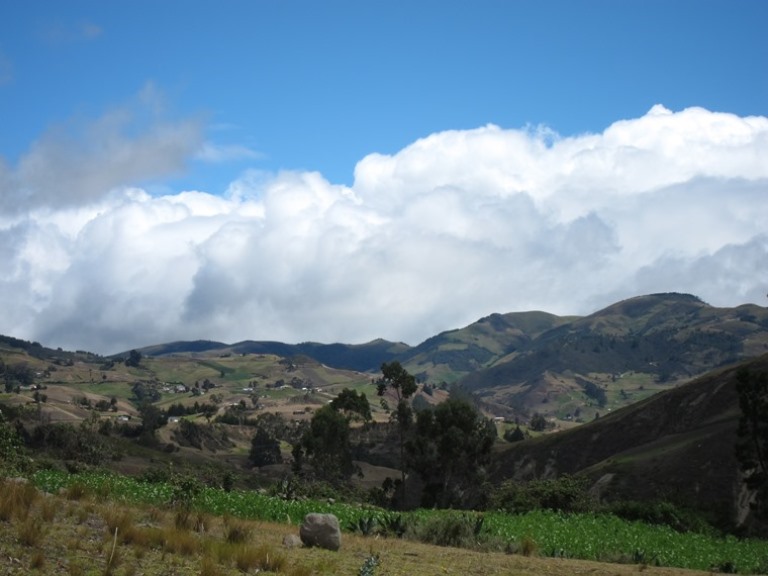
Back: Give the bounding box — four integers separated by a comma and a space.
3, 292, 768, 538
125, 293, 768, 424
490, 351, 768, 534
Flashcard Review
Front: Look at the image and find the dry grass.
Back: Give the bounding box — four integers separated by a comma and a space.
226, 541, 286, 572
65, 481, 88, 501
518, 535, 538, 556
16, 513, 45, 546
200, 554, 224, 576
0, 483, 720, 576
0, 479, 39, 521
222, 514, 252, 543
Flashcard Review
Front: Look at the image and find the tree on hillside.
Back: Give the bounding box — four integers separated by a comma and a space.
530, 412, 548, 432
138, 402, 166, 443
255, 412, 294, 441
3, 362, 34, 392
406, 397, 497, 508
125, 349, 143, 368
330, 388, 372, 423
735, 368, 768, 518
249, 412, 291, 467
504, 425, 526, 443
249, 427, 283, 467
293, 404, 356, 485
131, 381, 160, 403
376, 361, 418, 506
201, 403, 218, 424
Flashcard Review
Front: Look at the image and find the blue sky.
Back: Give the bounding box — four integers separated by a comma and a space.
4, 0, 765, 189
0, 1, 767, 353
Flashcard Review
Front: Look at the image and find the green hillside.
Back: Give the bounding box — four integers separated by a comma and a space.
459, 294, 768, 424
3, 292, 768, 536
490, 352, 768, 533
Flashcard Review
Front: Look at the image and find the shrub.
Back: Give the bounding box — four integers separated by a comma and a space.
490, 475, 593, 514
358, 553, 381, 576
0, 419, 28, 475
349, 515, 377, 536
175, 508, 193, 530
169, 470, 203, 510
607, 500, 713, 534
379, 513, 409, 538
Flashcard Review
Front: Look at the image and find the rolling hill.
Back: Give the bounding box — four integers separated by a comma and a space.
490, 352, 768, 533
457, 293, 768, 422
3, 292, 768, 535
129, 293, 768, 423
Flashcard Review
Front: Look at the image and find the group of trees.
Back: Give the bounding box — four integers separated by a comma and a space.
1, 359, 36, 392
271, 361, 768, 518
272, 361, 497, 509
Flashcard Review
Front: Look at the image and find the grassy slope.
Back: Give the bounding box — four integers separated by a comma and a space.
0, 480, 716, 576
491, 353, 768, 531
460, 294, 768, 424
2, 350, 379, 421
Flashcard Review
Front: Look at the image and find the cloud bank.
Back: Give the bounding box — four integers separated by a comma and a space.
1, 104, 767, 354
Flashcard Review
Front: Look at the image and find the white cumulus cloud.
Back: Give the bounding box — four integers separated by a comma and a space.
0, 105, 766, 354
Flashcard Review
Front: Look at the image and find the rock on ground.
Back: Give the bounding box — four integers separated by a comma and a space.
299, 513, 341, 551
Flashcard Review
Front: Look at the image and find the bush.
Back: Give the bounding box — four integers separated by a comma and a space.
358, 553, 381, 576
490, 475, 593, 514
169, 471, 203, 510
0, 419, 28, 475
503, 425, 526, 443
30, 422, 118, 465
607, 500, 713, 534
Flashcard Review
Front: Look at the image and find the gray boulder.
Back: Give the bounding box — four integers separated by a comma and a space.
299, 513, 341, 551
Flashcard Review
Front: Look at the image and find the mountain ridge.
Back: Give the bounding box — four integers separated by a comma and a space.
3, 292, 766, 423
126, 292, 768, 421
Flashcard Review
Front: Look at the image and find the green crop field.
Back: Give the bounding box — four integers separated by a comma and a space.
31, 469, 768, 574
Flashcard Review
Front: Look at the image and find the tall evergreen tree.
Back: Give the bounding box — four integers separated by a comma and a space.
294, 405, 356, 485
376, 361, 417, 506
407, 397, 497, 508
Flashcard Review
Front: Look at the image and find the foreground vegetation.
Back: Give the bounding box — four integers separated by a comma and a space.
23, 469, 768, 574
4, 333, 768, 574
0, 475, 727, 576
